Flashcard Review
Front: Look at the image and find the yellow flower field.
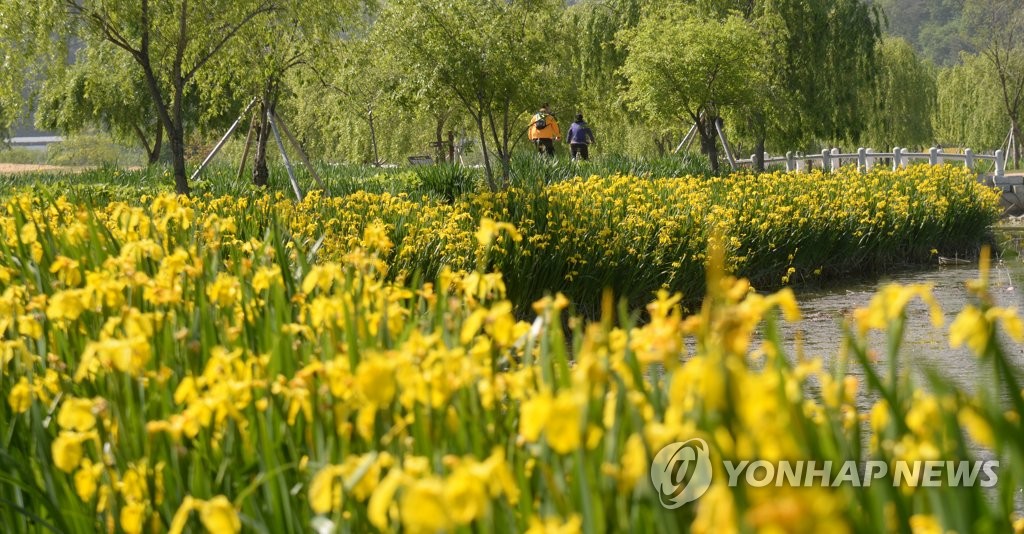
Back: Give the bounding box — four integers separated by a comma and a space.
0, 166, 1019, 533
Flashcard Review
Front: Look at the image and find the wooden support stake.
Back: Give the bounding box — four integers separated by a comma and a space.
273, 111, 329, 195
190, 97, 258, 182
269, 112, 303, 202
715, 119, 736, 170
674, 122, 699, 154
236, 109, 257, 182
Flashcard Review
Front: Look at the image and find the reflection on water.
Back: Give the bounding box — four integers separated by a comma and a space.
780, 262, 1022, 395
779, 230, 1024, 406
734, 230, 1024, 510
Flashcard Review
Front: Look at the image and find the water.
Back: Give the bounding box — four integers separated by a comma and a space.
770, 231, 1024, 511
781, 261, 1022, 395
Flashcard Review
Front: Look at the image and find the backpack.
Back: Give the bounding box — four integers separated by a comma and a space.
535, 113, 547, 130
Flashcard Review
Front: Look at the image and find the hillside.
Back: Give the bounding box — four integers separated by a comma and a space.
876, 0, 968, 65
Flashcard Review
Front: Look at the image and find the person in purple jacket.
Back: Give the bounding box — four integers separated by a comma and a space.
566, 113, 596, 161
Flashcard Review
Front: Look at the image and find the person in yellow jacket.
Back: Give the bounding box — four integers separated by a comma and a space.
528, 104, 560, 157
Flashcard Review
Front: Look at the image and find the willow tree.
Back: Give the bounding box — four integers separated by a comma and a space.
619, 4, 768, 172
962, 0, 1024, 166
0, 0, 280, 194
35, 43, 165, 164
934, 53, 1008, 150
764, 0, 882, 148
0, 2, 54, 141
860, 37, 936, 150
379, 0, 559, 191
561, 0, 659, 155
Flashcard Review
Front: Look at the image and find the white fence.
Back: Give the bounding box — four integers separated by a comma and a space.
735, 147, 1006, 178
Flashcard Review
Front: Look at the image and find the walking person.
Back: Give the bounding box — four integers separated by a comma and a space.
566, 113, 595, 161
528, 104, 560, 157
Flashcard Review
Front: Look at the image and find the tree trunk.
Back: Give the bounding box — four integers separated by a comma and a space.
252, 111, 271, 187
134, 122, 163, 166
754, 135, 766, 173
148, 123, 163, 165
654, 133, 672, 157
252, 95, 275, 187
434, 117, 446, 163
475, 114, 497, 192
168, 124, 189, 194
486, 108, 510, 188
367, 109, 380, 166
699, 116, 720, 173
138, 57, 189, 194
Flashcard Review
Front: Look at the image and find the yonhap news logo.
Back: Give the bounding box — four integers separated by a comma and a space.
650, 439, 999, 508
650, 438, 713, 508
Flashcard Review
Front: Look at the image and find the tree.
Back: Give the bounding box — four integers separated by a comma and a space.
560, 0, 661, 156
0, 2, 55, 142
379, 0, 558, 191
962, 0, 1024, 166
860, 37, 936, 150
767, 0, 882, 149
35, 42, 165, 164
306, 33, 399, 167
619, 4, 768, 172
934, 53, 1008, 150
213, 0, 359, 188
5, 0, 281, 194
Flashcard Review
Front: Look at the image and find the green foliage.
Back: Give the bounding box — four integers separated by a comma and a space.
934, 53, 1009, 149
767, 0, 882, 146
413, 163, 479, 202
619, 4, 768, 124
46, 134, 145, 168
35, 43, 163, 162
861, 37, 937, 149
0, 147, 47, 164
876, 0, 967, 65
378, 0, 560, 189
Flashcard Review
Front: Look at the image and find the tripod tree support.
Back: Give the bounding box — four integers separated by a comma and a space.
714, 118, 737, 170
673, 122, 699, 154
236, 109, 257, 182
272, 111, 329, 194
269, 112, 304, 202
190, 97, 259, 182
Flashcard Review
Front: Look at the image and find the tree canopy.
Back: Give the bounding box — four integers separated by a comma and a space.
3, 0, 1022, 180
619, 3, 768, 171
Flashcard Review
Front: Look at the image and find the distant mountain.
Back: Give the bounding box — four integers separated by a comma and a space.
875, 0, 968, 65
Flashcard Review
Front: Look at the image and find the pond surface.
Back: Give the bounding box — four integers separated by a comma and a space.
774, 230, 1024, 509
786, 228, 1024, 391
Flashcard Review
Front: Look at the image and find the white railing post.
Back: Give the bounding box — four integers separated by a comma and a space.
996, 149, 1005, 178
822, 149, 831, 172
893, 147, 902, 170
964, 148, 974, 173
831, 147, 840, 170
786, 151, 795, 172
866, 148, 875, 171
857, 147, 867, 173
929, 147, 939, 166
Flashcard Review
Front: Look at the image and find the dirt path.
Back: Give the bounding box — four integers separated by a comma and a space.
0, 163, 90, 175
